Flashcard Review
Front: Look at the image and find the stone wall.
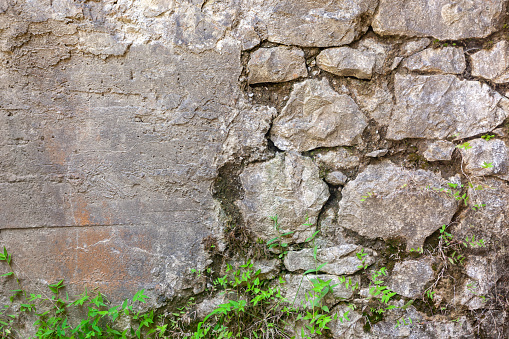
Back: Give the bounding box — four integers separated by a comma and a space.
0, 0, 508, 337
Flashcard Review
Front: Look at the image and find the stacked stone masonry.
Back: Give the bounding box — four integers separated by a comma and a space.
0, 0, 508, 337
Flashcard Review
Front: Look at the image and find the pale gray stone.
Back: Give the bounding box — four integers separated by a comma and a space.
249, 0, 378, 47
271, 78, 368, 151
329, 304, 364, 338
325, 171, 348, 186
366, 149, 388, 158
402, 47, 466, 74
388, 259, 434, 298
373, 0, 505, 40
458, 138, 509, 180
387, 73, 509, 140
282, 274, 359, 309
338, 162, 458, 249
345, 78, 394, 125
316, 47, 376, 79
458, 256, 501, 310
313, 148, 361, 170
284, 244, 377, 275
471, 41, 509, 83
217, 103, 277, 166
237, 152, 329, 243
247, 46, 307, 84
423, 140, 455, 161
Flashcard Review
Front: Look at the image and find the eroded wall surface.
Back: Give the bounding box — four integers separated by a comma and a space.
0, 0, 508, 337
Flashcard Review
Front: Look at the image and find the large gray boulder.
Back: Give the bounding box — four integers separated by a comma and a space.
284, 244, 377, 275
338, 162, 458, 249
386, 74, 509, 140
242, 0, 378, 47
247, 46, 307, 84
271, 78, 368, 152
471, 41, 509, 83
236, 152, 329, 243
373, 0, 505, 40
402, 47, 466, 74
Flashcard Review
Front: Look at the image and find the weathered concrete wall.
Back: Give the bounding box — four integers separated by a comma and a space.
1, 0, 509, 337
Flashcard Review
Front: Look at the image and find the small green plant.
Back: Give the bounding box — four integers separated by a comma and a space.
267, 215, 295, 259
481, 161, 493, 169
456, 142, 472, 150
481, 134, 495, 141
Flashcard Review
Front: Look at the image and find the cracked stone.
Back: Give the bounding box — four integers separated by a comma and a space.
284, 244, 377, 275
386, 73, 509, 140
247, 46, 307, 84
316, 47, 376, 79
338, 162, 458, 249
236, 152, 329, 243
422, 140, 455, 162
458, 138, 509, 180
400, 38, 431, 57
402, 47, 466, 74
388, 259, 434, 299
271, 78, 368, 152
373, 0, 506, 40
471, 41, 509, 83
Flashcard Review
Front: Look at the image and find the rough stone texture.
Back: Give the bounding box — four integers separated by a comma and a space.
241, 0, 378, 47
271, 78, 368, 152
325, 171, 348, 186
386, 73, 509, 140
216, 103, 277, 166
388, 259, 434, 298
458, 256, 502, 310
458, 138, 509, 180
247, 46, 307, 84
282, 274, 359, 309
471, 41, 509, 83
402, 47, 466, 74
316, 47, 376, 79
313, 148, 361, 170
455, 177, 509, 244
373, 0, 506, 40
422, 140, 456, 162
236, 152, 329, 243
338, 162, 458, 249
284, 244, 377, 275
400, 38, 431, 57
344, 78, 394, 125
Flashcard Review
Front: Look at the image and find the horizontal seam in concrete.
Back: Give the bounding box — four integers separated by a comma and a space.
0, 223, 140, 231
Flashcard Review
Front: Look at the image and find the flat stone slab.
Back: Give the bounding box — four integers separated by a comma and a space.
402, 47, 466, 74
317, 47, 376, 79
458, 138, 509, 181
373, 0, 506, 40
256, 0, 378, 47
284, 244, 377, 276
